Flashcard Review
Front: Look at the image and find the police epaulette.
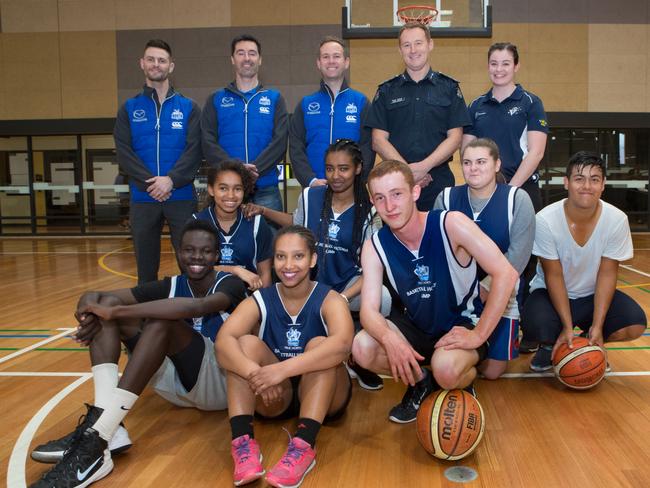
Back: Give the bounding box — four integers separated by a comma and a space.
434, 71, 460, 84
378, 74, 403, 86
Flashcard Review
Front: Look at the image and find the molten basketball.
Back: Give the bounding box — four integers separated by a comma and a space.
552, 336, 606, 390
416, 389, 485, 461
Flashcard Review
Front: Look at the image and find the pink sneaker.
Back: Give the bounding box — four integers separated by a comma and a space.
265, 436, 316, 488
231, 435, 264, 486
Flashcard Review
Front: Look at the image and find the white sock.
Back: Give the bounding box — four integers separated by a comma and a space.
91, 363, 119, 410
92, 388, 138, 442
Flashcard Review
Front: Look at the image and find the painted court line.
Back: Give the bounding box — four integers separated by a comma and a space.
501, 371, 650, 379
0, 328, 75, 365
7, 373, 92, 488
620, 264, 650, 278
0, 372, 88, 377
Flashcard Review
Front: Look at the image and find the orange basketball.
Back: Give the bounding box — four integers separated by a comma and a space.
552, 336, 606, 390
416, 389, 485, 461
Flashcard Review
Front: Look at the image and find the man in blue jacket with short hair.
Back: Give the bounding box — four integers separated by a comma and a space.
201, 34, 288, 212
290, 36, 374, 187
114, 39, 202, 284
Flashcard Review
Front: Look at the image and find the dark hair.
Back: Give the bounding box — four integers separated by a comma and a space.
318, 139, 371, 268
488, 42, 519, 65
205, 160, 255, 209
231, 34, 262, 56
463, 137, 500, 161
318, 36, 348, 58
144, 39, 172, 57
273, 225, 317, 256
566, 151, 607, 178
368, 159, 415, 190
398, 21, 431, 42
180, 219, 220, 252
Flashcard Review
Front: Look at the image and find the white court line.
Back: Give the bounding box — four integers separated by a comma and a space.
7, 373, 92, 488
0, 372, 88, 377
501, 371, 650, 378
0, 328, 75, 365
620, 264, 650, 278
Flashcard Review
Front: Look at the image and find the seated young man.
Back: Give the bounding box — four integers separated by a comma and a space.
523, 151, 646, 371
29, 220, 246, 488
352, 160, 518, 424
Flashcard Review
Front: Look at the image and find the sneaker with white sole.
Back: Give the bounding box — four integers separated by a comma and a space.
346, 363, 384, 390
388, 368, 436, 424
31, 404, 131, 463
530, 345, 553, 372
29, 428, 113, 488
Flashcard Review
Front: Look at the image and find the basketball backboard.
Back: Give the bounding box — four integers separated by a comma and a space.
342, 0, 492, 38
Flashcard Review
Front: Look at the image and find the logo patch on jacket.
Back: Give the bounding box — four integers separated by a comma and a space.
171, 109, 183, 120
259, 96, 271, 106
345, 103, 358, 114
221, 96, 235, 108
132, 109, 147, 122
307, 102, 320, 114
259, 106, 270, 114
171, 121, 183, 129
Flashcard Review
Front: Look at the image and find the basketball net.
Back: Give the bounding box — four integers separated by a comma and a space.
396, 5, 439, 26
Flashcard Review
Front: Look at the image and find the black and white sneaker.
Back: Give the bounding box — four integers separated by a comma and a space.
388, 368, 436, 424
30, 428, 113, 488
31, 404, 132, 463
347, 363, 384, 390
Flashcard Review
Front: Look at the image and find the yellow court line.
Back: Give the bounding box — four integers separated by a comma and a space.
98, 245, 137, 280
617, 282, 650, 289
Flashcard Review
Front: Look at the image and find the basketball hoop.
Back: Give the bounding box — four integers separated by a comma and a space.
396, 5, 439, 26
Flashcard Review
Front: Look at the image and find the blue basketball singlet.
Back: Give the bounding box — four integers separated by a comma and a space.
193, 206, 272, 274
300, 185, 373, 292
253, 282, 331, 361
371, 210, 479, 337
441, 183, 522, 318
170, 271, 232, 341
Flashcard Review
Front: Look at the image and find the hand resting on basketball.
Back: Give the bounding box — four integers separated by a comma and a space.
552, 327, 575, 358
435, 326, 484, 351
587, 327, 604, 349
381, 328, 424, 386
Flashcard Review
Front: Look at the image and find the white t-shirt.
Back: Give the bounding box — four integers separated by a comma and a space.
529, 199, 633, 299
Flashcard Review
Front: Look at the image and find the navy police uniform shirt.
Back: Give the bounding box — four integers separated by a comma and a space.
192, 206, 272, 274
253, 282, 331, 361
371, 210, 479, 337
365, 69, 471, 209
465, 84, 548, 182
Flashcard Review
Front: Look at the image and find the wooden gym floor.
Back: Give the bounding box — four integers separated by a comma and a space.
1, 236, 650, 488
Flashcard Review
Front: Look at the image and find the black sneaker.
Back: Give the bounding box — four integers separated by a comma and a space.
388, 368, 436, 424
519, 338, 539, 354
29, 428, 113, 488
347, 363, 384, 390
31, 404, 132, 463
530, 345, 553, 372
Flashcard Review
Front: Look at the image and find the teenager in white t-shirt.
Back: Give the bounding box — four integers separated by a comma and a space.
522, 151, 646, 371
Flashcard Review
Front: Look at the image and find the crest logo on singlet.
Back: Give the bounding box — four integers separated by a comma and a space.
171, 109, 183, 120
221, 246, 234, 262
328, 222, 340, 240
345, 103, 357, 114
414, 264, 430, 282
286, 327, 301, 347
192, 317, 202, 332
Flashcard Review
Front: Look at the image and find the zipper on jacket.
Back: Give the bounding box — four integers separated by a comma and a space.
152, 91, 176, 176
328, 87, 349, 144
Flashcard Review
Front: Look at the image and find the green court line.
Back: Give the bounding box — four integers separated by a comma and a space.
617, 277, 650, 294
605, 346, 650, 350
